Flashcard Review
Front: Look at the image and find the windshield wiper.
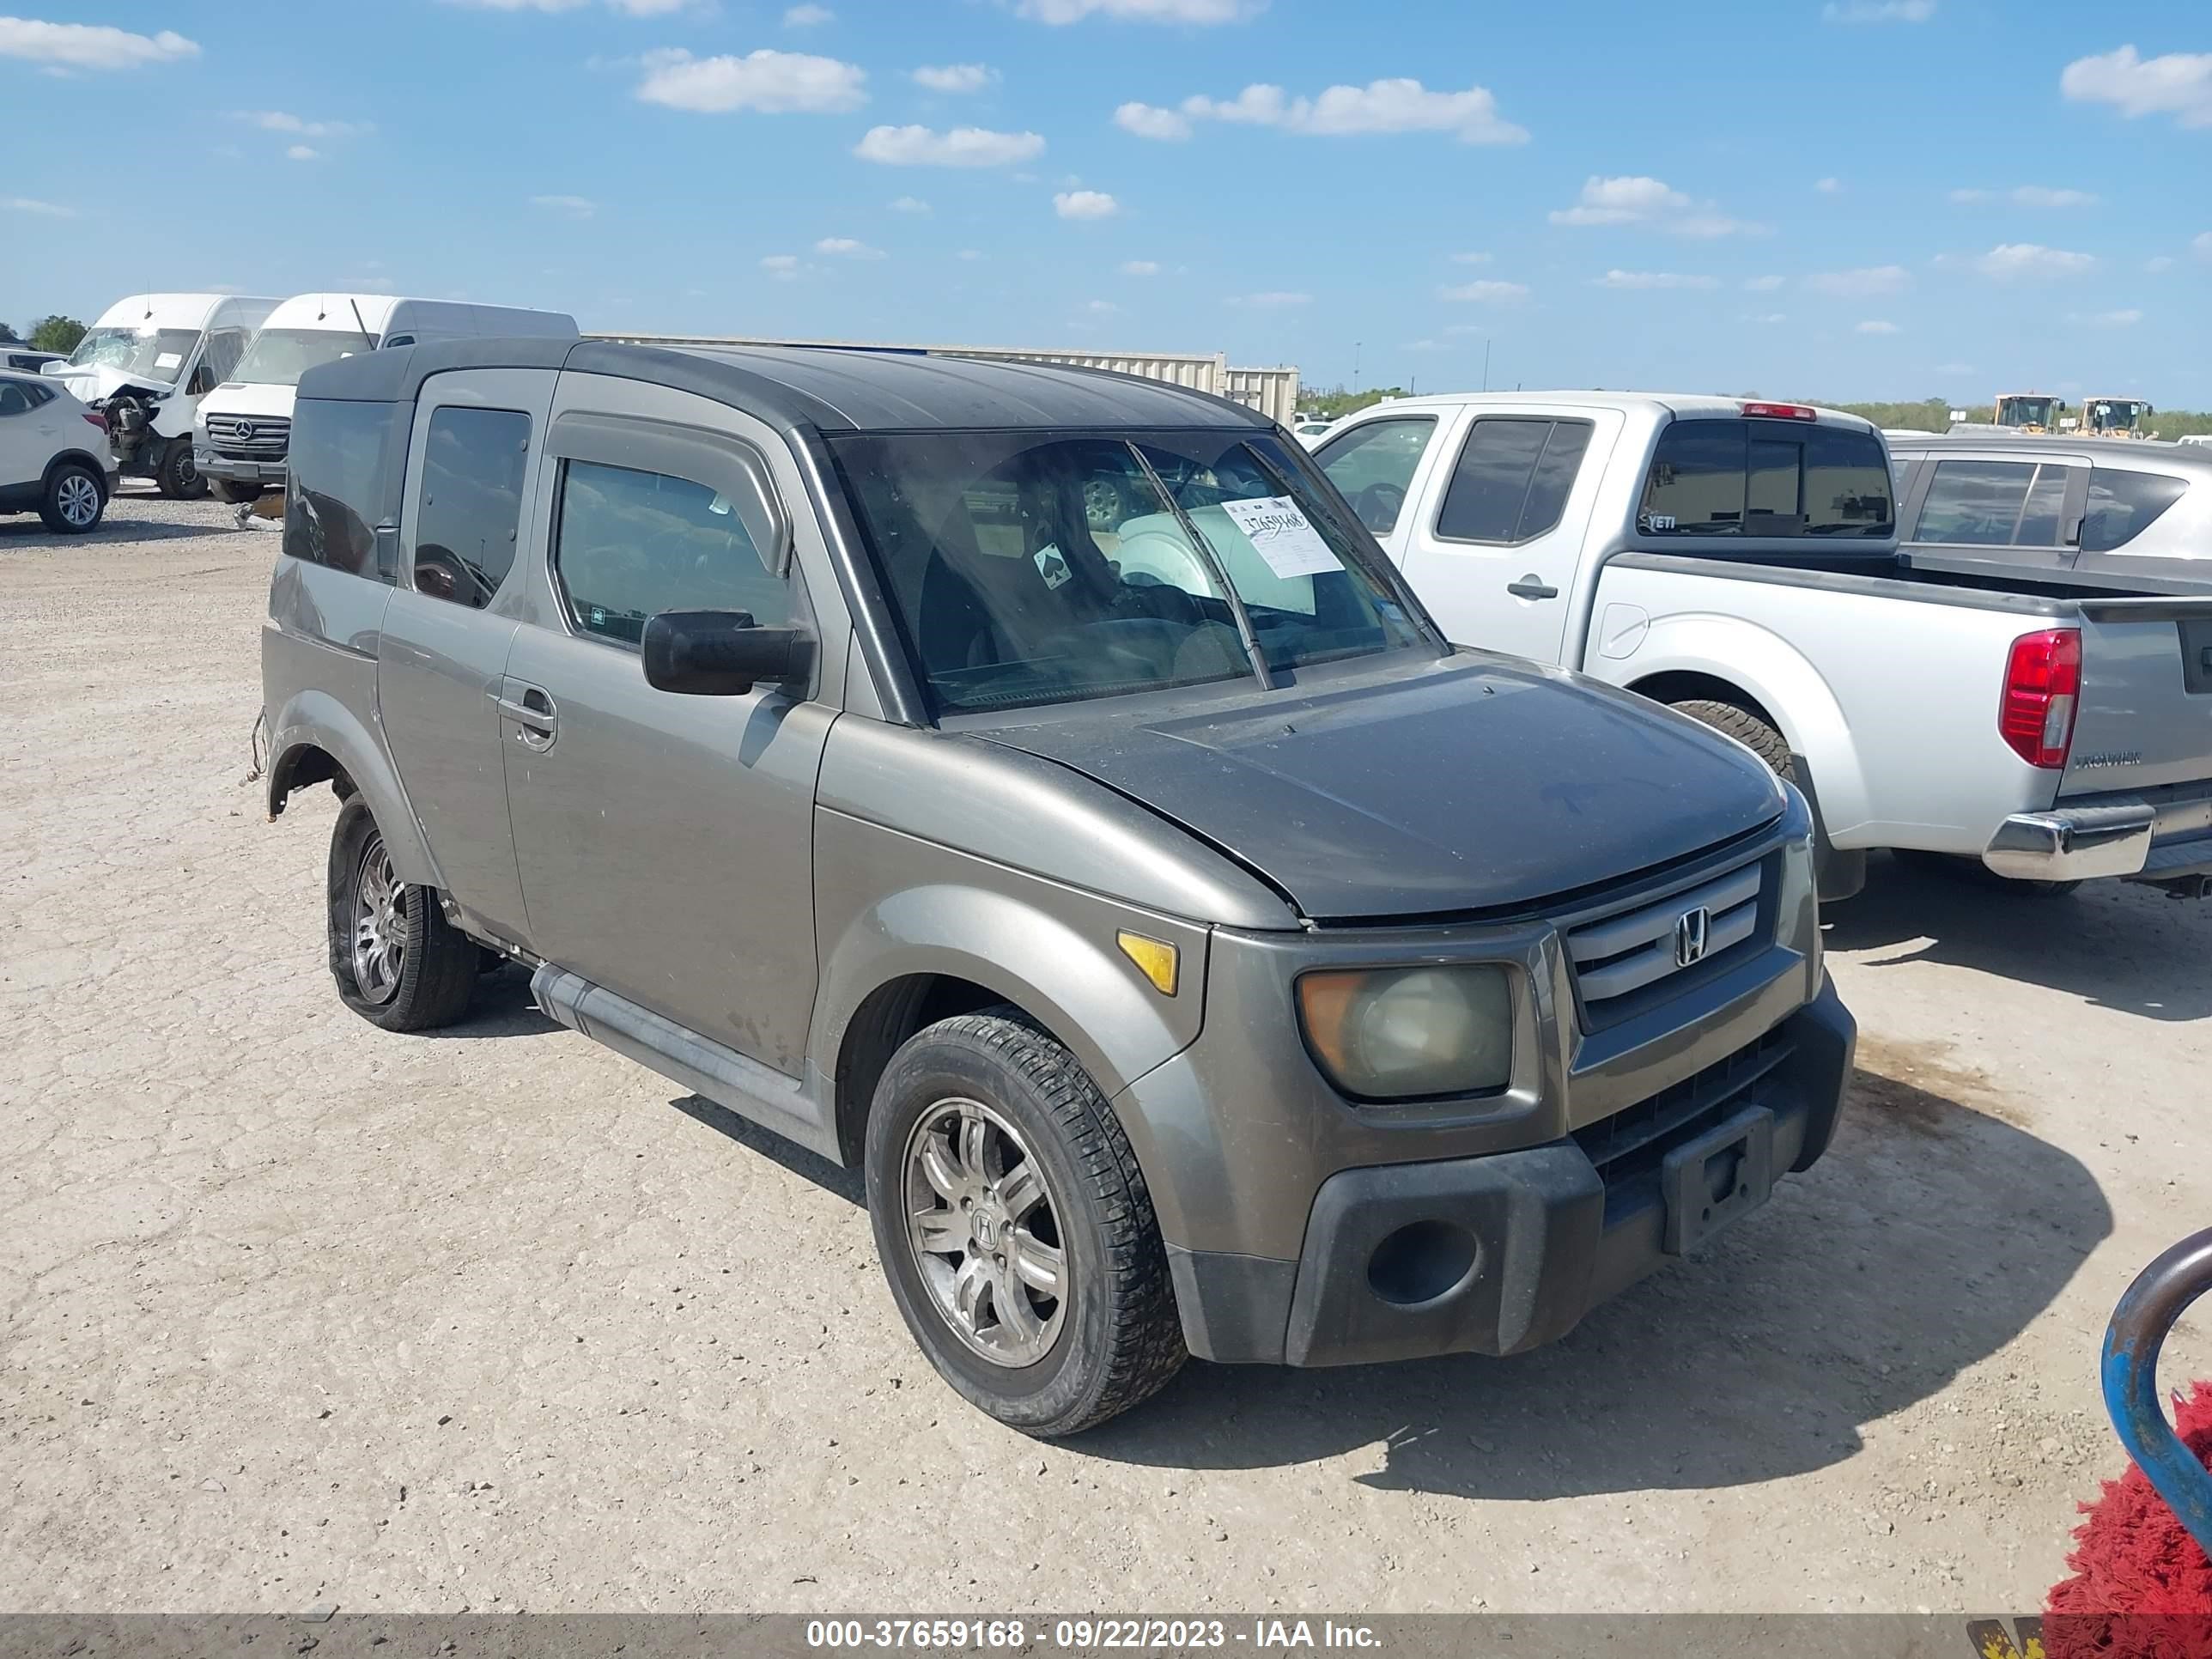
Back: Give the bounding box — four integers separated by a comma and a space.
1124, 442, 1273, 690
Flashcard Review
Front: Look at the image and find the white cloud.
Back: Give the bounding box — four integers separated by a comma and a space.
957, 248, 985, 260
532, 193, 597, 216
1054, 189, 1120, 219
1856, 319, 1901, 335
783, 3, 833, 22
2, 196, 76, 216
452, 0, 695, 10
286, 144, 320, 161
760, 254, 802, 279
854, 124, 1044, 166
1744, 274, 1785, 291
2194, 231, 2212, 261
635, 48, 866, 113
1815, 176, 1841, 193
1822, 0, 1934, 21
609, 0, 692, 12
1550, 175, 1753, 236
1805, 264, 1910, 296
1230, 290, 1311, 307
2147, 254, 2176, 273
1084, 299, 1119, 313
913, 63, 997, 94
2081, 307, 2143, 327
814, 235, 884, 258
1119, 258, 1160, 275
1953, 184, 2099, 207
2061, 46, 2212, 131
1438, 279, 1529, 302
1449, 251, 1492, 264
1116, 77, 1526, 144
1742, 313, 1788, 325
1017, 0, 1261, 21
0, 17, 197, 70
1970, 242, 2097, 280
235, 110, 369, 139
890, 194, 931, 213
1593, 270, 1719, 290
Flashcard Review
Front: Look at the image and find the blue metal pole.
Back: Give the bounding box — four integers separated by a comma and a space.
2101, 1228, 2212, 1557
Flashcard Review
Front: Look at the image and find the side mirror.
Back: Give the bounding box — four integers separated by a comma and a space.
642, 610, 813, 697
188, 365, 215, 396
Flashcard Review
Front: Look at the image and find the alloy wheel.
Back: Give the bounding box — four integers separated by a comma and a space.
901, 1097, 1067, 1367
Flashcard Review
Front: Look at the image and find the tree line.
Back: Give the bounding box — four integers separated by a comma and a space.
1, 316, 89, 354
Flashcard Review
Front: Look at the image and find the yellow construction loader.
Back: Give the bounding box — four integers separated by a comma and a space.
1993, 392, 2063, 434
2081, 397, 2154, 439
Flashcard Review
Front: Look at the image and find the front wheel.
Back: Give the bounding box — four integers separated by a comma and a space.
326, 799, 483, 1030
864, 1012, 1186, 1437
39, 462, 106, 533
155, 439, 206, 500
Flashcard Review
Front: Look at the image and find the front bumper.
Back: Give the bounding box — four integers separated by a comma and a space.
1167, 980, 1855, 1367
1984, 782, 2212, 884
196, 449, 289, 485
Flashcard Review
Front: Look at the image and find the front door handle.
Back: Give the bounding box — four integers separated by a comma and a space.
1506, 574, 1559, 600
495, 685, 557, 750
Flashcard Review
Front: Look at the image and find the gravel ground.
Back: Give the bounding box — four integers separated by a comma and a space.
2, 491, 2208, 1615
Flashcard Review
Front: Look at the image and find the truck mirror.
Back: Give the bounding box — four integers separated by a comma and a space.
641, 610, 813, 697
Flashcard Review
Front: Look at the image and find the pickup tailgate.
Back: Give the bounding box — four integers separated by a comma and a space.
2059, 598, 2212, 797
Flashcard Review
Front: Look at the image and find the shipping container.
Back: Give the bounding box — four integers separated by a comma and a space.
585, 333, 1301, 428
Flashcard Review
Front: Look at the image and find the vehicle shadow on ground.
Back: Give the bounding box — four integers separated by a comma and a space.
1823, 854, 2212, 1021
1079, 1063, 2110, 1498
427, 967, 563, 1039
667, 1092, 866, 1204
0, 520, 240, 547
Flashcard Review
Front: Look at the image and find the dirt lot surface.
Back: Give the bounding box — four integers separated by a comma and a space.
3, 492, 2209, 1615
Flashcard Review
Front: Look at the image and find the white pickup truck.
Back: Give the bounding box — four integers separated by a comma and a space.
1310, 392, 2212, 901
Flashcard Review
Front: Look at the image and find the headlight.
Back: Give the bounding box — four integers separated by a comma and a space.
1297, 964, 1515, 1101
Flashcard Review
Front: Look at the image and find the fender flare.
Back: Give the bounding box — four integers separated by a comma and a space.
1618, 614, 1873, 842
41, 448, 112, 489
811, 882, 1203, 1192
264, 687, 444, 889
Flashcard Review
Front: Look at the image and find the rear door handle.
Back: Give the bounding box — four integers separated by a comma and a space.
1506, 575, 1559, 600
493, 684, 557, 750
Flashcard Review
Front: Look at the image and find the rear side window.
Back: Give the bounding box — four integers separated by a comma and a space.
554, 459, 793, 646
411, 406, 532, 609
283, 398, 406, 581
2082, 469, 2188, 554
1641, 420, 1893, 538
1910, 459, 2085, 547
1314, 416, 1436, 533
0, 384, 30, 416
1436, 417, 1595, 543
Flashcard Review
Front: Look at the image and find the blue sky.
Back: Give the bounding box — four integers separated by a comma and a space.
5, 0, 2209, 406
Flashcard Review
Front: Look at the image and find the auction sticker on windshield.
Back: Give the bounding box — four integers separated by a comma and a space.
1220, 496, 1340, 580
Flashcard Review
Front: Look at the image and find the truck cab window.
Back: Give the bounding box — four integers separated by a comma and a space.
554, 459, 794, 647
412, 406, 532, 608
1437, 417, 1594, 543
1314, 417, 1437, 533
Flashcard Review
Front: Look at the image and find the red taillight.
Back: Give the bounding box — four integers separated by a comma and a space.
1741, 401, 1818, 422
82, 411, 106, 429
2001, 628, 2081, 769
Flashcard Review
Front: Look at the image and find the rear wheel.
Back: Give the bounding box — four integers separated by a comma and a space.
864, 1012, 1185, 1437
38, 462, 106, 534
326, 799, 482, 1030
155, 439, 206, 501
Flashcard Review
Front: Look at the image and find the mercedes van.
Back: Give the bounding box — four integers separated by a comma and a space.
195, 296, 577, 502
47, 294, 280, 497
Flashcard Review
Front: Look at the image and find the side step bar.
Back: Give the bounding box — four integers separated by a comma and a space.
531, 966, 839, 1163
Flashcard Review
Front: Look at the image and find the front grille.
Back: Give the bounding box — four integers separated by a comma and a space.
204, 413, 290, 459
1565, 851, 1769, 1026
1573, 1029, 1795, 1204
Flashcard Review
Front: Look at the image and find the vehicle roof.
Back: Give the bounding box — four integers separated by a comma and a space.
1328, 389, 1881, 434
297, 337, 1272, 434
1887, 430, 2212, 473
261, 293, 579, 335
90, 293, 282, 329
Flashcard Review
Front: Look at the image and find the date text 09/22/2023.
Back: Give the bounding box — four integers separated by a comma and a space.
803, 1618, 1383, 1650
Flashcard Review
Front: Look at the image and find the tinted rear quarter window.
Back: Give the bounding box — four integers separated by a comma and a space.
1436, 417, 1594, 543
283, 398, 406, 581
412, 406, 532, 609
1912, 460, 2036, 545
2082, 468, 2188, 553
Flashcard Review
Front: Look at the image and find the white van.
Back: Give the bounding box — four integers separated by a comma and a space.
194, 295, 578, 502
48, 294, 280, 497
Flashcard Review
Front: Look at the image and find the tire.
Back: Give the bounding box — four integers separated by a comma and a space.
864, 1011, 1186, 1437
1893, 848, 2081, 900
213, 479, 263, 506
155, 439, 206, 501
1668, 697, 1797, 786
325, 799, 482, 1031
38, 461, 106, 534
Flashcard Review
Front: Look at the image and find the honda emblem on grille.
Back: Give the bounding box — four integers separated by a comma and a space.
1673, 906, 1711, 969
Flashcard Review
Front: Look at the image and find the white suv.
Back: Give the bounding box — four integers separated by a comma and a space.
0, 369, 114, 533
